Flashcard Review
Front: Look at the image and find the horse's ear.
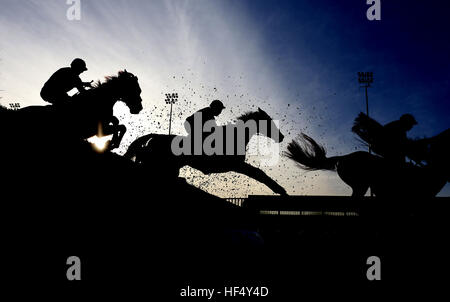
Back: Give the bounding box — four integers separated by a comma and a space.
258, 107, 270, 118
124, 69, 127, 73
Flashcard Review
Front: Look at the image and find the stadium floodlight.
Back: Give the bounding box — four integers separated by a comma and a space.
358, 72, 373, 86
357, 72, 373, 117
164, 93, 178, 135
9, 103, 21, 110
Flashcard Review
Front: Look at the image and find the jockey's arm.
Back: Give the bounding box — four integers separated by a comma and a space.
75, 75, 92, 92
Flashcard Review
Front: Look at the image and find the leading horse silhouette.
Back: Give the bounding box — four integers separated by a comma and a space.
125, 108, 287, 195
285, 130, 450, 198
1, 70, 142, 152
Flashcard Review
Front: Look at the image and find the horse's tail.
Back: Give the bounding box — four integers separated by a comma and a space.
124, 133, 155, 160
284, 133, 340, 171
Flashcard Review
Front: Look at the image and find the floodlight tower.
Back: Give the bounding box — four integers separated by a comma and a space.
358, 72, 373, 119
165, 93, 178, 135
358, 72, 374, 197
9, 102, 21, 110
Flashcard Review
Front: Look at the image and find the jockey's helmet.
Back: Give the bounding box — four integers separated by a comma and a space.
71, 58, 87, 72
210, 100, 225, 110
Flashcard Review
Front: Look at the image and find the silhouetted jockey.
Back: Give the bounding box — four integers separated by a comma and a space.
382, 114, 417, 164
352, 113, 418, 165
40, 58, 92, 105
184, 99, 225, 138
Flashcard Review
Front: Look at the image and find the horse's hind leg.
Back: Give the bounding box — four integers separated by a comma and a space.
336, 159, 369, 198
233, 162, 287, 195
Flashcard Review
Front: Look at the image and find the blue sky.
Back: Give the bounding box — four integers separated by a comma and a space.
1, 0, 449, 196
243, 0, 450, 133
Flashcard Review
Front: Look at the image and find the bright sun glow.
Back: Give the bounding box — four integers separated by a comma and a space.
87, 135, 113, 152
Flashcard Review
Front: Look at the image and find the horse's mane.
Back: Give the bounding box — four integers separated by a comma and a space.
92, 73, 121, 88
68, 73, 117, 103
237, 110, 269, 122
237, 111, 256, 122
92, 70, 135, 89
75, 70, 129, 100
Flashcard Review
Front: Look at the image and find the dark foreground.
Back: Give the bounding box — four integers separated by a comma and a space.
1, 144, 449, 298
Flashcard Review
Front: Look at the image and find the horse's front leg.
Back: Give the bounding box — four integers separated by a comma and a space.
109, 124, 126, 149
102, 117, 126, 150
233, 162, 287, 195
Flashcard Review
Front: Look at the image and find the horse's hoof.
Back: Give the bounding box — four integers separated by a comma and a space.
277, 189, 288, 196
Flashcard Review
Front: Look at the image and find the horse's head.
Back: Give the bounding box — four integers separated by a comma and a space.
236, 107, 284, 143
254, 107, 284, 143
116, 70, 143, 114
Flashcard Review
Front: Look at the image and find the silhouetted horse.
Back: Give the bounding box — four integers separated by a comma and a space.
285, 131, 450, 198
125, 108, 287, 195
0, 70, 142, 151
